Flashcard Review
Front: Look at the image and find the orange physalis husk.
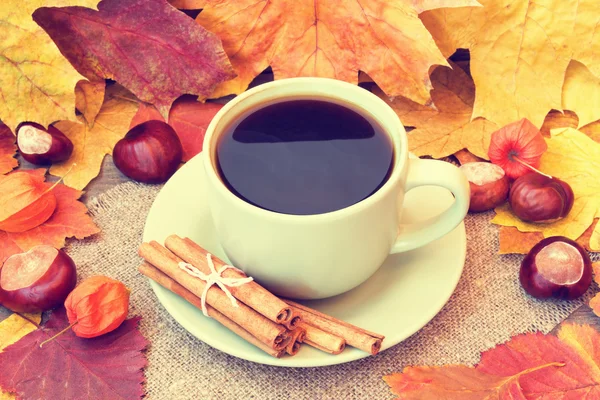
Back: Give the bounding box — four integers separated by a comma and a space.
64, 275, 130, 338
0, 171, 57, 233
488, 118, 548, 180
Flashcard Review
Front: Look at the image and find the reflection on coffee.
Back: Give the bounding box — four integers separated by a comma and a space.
216, 99, 394, 215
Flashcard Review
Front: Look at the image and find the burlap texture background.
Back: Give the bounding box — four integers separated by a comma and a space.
67, 181, 598, 400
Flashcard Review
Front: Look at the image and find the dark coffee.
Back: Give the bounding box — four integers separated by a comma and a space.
216, 99, 394, 215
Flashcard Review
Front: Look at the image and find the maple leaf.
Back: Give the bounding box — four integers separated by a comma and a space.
498, 220, 599, 255
385, 323, 600, 399
130, 96, 223, 162
0, 313, 41, 400
492, 128, 600, 251
49, 85, 139, 190
0, 169, 99, 264
376, 62, 498, 159
421, 0, 600, 128
75, 80, 106, 127
194, 0, 480, 103
0, 0, 98, 132
33, 0, 235, 118
0, 125, 17, 175
0, 308, 148, 400
562, 61, 600, 129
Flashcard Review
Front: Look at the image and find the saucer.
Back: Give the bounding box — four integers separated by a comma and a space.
143, 154, 466, 367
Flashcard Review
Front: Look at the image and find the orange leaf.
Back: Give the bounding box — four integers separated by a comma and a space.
499, 219, 599, 254
589, 263, 600, 318
65, 276, 130, 338
376, 62, 499, 160
0, 170, 99, 264
195, 0, 480, 104
386, 324, 600, 398
129, 103, 164, 130
0, 125, 17, 175
74, 80, 105, 127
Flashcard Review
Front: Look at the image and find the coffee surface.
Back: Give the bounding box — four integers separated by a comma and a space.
216, 100, 394, 215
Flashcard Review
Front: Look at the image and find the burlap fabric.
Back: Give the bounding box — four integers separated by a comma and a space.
67, 181, 598, 400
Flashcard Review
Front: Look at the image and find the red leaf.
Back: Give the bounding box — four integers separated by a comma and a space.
0, 308, 148, 400
385, 324, 600, 399
33, 0, 235, 117
0, 124, 18, 175
0, 170, 100, 264
130, 96, 223, 161
168, 97, 223, 161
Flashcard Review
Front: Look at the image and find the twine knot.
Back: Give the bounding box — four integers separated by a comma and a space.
178, 253, 253, 317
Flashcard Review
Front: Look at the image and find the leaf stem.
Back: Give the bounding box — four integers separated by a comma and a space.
512, 156, 552, 179
39, 321, 78, 348
43, 163, 77, 194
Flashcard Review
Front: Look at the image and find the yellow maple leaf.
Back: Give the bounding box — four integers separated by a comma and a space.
421, 0, 600, 128
195, 0, 480, 104
492, 128, 600, 251
562, 61, 600, 129
0, 0, 98, 132
376, 62, 498, 159
0, 313, 41, 400
74, 80, 106, 128
50, 85, 139, 190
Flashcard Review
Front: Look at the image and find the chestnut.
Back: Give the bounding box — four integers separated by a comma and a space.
0, 245, 77, 312
509, 172, 574, 223
113, 120, 183, 184
17, 122, 73, 165
520, 236, 591, 300
459, 162, 509, 212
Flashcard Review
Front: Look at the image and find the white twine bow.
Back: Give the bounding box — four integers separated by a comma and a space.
178, 253, 253, 317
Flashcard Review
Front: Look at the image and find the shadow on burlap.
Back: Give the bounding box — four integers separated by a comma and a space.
68, 181, 598, 400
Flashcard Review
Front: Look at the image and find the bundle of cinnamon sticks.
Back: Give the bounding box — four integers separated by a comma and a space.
138, 235, 384, 358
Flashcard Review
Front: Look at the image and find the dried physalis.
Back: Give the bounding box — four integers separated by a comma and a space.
65, 276, 130, 338
39, 276, 130, 347
0, 171, 57, 232
488, 119, 548, 179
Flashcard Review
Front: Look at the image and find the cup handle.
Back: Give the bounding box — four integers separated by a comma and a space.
390, 158, 470, 254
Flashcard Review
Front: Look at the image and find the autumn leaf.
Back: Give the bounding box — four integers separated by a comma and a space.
0, 125, 17, 175
0, 169, 99, 264
421, 0, 600, 128
499, 220, 599, 255
0, 308, 148, 400
33, 0, 234, 118
130, 96, 223, 162
0, 0, 99, 132
49, 85, 139, 190
589, 263, 600, 318
75, 80, 106, 127
376, 62, 498, 159
195, 0, 480, 103
0, 313, 41, 400
168, 0, 202, 8
386, 323, 600, 398
562, 61, 600, 129
492, 128, 600, 251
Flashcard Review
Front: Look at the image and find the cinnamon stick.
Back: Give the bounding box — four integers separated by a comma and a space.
285, 327, 306, 356
165, 235, 293, 325
285, 300, 383, 355
139, 241, 288, 350
138, 262, 286, 358
299, 322, 346, 355
282, 313, 301, 330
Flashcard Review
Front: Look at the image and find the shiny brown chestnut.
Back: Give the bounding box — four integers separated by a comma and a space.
509, 172, 574, 223
0, 245, 77, 312
17, 122, 73, 165
460, 162, 509, 212
520, 236, 591, 300
113, 120, 183, 184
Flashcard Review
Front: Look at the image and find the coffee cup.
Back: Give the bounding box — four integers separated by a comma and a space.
202, 77, 469, 299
